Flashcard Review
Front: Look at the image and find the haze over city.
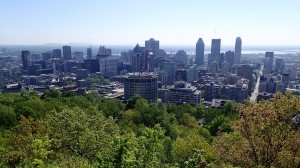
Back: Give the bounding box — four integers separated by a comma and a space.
1, 0, 300, 46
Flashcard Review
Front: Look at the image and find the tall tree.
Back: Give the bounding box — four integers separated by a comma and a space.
215, 93, 300, 167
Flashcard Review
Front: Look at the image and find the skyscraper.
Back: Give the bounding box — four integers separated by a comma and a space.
234, 37, 242, 64
52, 49, 62, 58
264, 52, 274, 74
87, 47, 92, 60
275, 58, 285, 73
63, 45, 72, 60
145, 38, 159, 59
210, 39, 221, 64
224, 50, 234, 71
21, 50, 31, 70
131, 44, 145, 72
195, 38, 205, 66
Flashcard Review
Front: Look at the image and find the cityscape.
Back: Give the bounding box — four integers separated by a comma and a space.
1, 0, 300, 167
1, 37, 300, 106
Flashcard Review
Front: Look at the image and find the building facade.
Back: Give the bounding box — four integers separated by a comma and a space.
124, 72, 158, 102
195, 38, 205, 66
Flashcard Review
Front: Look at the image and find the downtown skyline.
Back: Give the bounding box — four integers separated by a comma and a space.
1, 0, 300, 46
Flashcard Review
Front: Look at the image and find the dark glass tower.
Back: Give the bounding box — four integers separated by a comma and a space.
62, 45, 72, 60
195, 38, 205, 66
234, 37, 242, 64
21, 50, 30, 70
145, 38, 159, 59
87, 47, 92, 60
209, 39, 221, 64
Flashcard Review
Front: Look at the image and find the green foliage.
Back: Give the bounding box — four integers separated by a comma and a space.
98, 98, 124, 119
0, 90, 255, 167
44, 108, 119, 159
0, 105, 17, 128
172, 133, 215, 167
208, 115, 232, 136
216, 93, 300, 167
184, 149, 209, 168
31, 136, 53, 167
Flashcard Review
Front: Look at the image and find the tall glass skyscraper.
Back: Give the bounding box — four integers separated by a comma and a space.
21, 50, 31, 70
145, 38, 159, 59
209, 39, 221, 64
234, 37, 242, 64
195, 38, 205, 66
63, 45, 72, 60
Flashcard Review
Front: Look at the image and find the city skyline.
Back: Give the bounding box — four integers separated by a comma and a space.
1, 0, 300, 46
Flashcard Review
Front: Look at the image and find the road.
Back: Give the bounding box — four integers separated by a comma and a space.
250, 66, 263, 102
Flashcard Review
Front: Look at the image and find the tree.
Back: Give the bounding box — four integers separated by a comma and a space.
215, 93, 300, 167
0, 105, 17, 128
44, 108, 119, 160
172, 133, 215, 167
0, 116, 48, 167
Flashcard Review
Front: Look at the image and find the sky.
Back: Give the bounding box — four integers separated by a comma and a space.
1, 0, 300, 46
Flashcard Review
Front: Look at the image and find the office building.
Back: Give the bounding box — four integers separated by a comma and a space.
163, 59, 175, 85
275, 58, 285, 73
21, 50, 31, 70
264, 52, 274, 74
234, 37, 242, 64
174, 50, 188, 65
145, 38, 159, 59
221, 61, 229, 74
169, 82, 201, 106
175, 69, 187, 82
87, 48, 92, 59
63, 45, 72, 60
209, 39, 221, 64
124, 72, 158, 102
83, 59, 100, 73
100, 57, 118, 76
224, 50, 234, 71
52, 49, 62, 58
42, 52, 52, 60
195, 38, 205, 66
131, 44, 145, 72
145, 50, 154, 72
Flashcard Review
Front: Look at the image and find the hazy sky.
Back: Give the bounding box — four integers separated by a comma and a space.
1, 0, 300, 46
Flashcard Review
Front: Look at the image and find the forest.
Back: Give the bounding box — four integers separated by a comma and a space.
0, 90, 300, 168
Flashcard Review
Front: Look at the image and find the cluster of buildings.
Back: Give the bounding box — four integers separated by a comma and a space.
2, 36, 298, 106
256, 52, 299, 101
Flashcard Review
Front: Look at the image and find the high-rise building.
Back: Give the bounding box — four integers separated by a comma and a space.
131, 44, 145, 72
21, 50, 31, 70
224, 50, 234, 71
87, 48, 92, 60
42, 51, 52, 61
145, 38, 159, 59
100, 57, 118, 76
52, 49, 62, 58
145, 50, 154, 72
234, 37, 242, 64
124, 72, 158, 102
275, 58, 285, 73
221, 61, 229, 74
209, 39, 221, 64
163, 59, 175, 85
264, 52, 274, 74
83, 59, 100, 73
63, 45, 72, 60
195, 38, 205, 66
174, 50, 188, 65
